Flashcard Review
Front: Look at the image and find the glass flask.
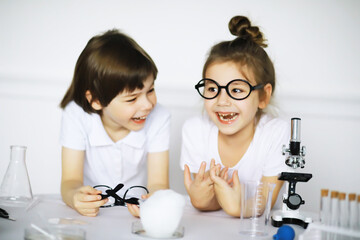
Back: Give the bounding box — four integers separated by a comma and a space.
0, 145, 33, 207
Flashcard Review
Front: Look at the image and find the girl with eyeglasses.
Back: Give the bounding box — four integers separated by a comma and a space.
59, 30, 170, 217
180, 16, 290, 217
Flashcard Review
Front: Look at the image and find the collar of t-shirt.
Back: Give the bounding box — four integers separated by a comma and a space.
88, 114, 146, 149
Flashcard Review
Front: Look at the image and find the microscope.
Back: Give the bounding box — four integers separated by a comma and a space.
271, 118, 313, 229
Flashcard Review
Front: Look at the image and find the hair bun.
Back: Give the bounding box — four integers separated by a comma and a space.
228, 16, 267, 47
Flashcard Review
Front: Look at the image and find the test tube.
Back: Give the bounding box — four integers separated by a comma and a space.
330, 191, 339, 227
338, 192, 348, 228
320, 189, 330, 225
358, 195, 360, 230
348, 193, 357, 230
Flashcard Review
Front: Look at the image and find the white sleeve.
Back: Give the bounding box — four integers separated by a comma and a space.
146, 105, 171, 153
263, 119, 290, 176
59, 103, 87, 150
179, 117, 205, 173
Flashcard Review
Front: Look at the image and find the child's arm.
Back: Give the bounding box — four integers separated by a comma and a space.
147, 151, 169, 192
61, 147, 108, 217
184, 159, 221, 211
261, 175, 284, 208
127, 150, 169, 217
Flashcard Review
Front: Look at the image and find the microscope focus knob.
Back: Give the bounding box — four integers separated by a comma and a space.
301, 146, 306, 156
282, 145, 288, 155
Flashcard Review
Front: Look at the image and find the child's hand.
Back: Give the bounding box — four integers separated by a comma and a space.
72, 186, 108, 217
127, 204, 140, 217
184, 159, 220, 210
127, 194, 150, 218
210, 166, 241, 217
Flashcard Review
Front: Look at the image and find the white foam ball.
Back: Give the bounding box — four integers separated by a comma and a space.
140, 189, 185, 238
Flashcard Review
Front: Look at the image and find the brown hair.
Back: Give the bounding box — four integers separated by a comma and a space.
203, 16, 275, 100
60, 29, 158, 113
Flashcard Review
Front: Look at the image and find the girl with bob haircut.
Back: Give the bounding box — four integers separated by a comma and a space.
60, 29, 170, 217
181, 16, 290, 217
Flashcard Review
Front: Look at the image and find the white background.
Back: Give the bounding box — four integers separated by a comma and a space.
0, 0, 359, 212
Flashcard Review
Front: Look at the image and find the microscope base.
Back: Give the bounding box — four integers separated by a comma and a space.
271, 210, 312, 229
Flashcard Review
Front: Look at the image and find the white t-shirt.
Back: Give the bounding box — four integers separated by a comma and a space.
180, 113, 290, 183
60, 101, 170, 192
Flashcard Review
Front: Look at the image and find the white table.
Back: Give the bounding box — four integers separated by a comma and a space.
0, 195, 307, 240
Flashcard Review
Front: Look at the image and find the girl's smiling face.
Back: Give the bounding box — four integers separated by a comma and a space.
88, 75, 157, 140
204, 61, 264, 137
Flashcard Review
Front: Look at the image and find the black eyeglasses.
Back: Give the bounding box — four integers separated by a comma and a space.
93, 183, 149, 208
195, 78, 264, 100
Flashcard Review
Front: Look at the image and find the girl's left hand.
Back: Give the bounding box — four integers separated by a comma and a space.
127, 194, 151, 217
210, 166, 241, 217
127, 203, 140, 217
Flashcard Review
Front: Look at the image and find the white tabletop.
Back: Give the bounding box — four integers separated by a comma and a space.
0, 194, 308, 240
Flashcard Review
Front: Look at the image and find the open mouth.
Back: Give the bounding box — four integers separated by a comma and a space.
216, 112, 239, 123
132, 115, 147, 123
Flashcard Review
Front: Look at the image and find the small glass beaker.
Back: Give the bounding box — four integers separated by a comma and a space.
24, 224, 86, 240
0, 145, 33, 207
239, 181, 275, 237
139, 189, 185, 238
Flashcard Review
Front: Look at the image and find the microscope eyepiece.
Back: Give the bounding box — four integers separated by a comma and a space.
290, 118, 301, 156
290, 118, 301, 143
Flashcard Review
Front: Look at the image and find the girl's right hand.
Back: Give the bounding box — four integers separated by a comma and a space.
183, 159, 221, 211
72, 186, 109, 217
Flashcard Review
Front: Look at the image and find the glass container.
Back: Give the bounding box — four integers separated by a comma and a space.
338, 192, 348, 228
320, 189, 330, 225
0, 145, 33, 207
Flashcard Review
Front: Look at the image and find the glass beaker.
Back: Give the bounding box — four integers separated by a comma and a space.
239, 181, 275, 237
24, 224, 86, 240
0, 145, 33, 207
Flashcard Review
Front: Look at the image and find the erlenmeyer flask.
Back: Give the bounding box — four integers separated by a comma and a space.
0, 145, 33, 207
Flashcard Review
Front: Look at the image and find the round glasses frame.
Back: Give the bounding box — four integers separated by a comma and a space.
195, 78, 264, 100
93, 183, 149, 208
